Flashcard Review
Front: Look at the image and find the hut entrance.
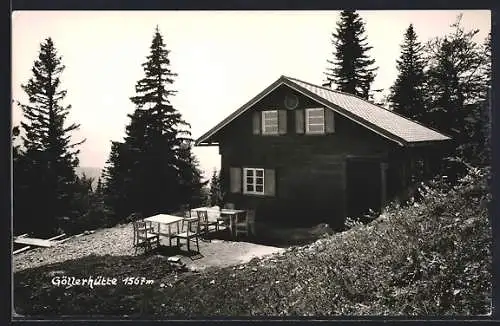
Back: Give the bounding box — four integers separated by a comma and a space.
346, 157, 386, 218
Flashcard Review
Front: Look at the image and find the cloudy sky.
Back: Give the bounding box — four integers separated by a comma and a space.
11, 10, 491, 180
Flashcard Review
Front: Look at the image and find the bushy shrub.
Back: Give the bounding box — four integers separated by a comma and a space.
59, 174, 110, 235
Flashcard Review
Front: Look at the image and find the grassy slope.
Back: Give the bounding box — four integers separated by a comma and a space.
14, 168, 491, 317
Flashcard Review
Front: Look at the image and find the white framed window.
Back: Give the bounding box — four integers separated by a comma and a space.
243, 168, 265, 195
305, 108, 325, 134
262, 110, 279, 135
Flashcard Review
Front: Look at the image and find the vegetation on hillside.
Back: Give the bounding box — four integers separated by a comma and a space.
14, 166, 491, 317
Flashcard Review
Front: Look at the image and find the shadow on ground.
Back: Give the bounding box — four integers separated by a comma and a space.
202, 222, 334, 248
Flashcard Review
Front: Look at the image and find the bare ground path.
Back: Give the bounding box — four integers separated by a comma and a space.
13, 223, 286, 273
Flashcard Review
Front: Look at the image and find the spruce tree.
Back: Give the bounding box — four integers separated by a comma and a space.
102, 141, 132, 223
324, 10, 378, 99
424, 15, 490, 173
425, 16, 486, 146
95, 177, 104, 196
388, 24, 427, 122
466, 33, 491, 165
12, 125, 30, 235
104, 26, 204, 219
177, 140, 206, 208
209, 169, 223, 207
16, 38, 84, 236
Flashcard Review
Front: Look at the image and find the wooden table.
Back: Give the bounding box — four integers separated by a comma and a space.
144, 214, 184, 246
220, 209, 246, 238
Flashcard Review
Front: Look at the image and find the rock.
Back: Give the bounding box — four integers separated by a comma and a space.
167, 256, 181, 263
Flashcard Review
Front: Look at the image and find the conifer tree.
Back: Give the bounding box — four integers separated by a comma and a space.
104, 26, 204, 219
209, 169, 223, 207
424, 15, 490, 172
16, 37, 84, 236
177, 140, 206, 208
102, 141, 132, 222
12, 125, 30, 234
95, 177, 104, 197
324, 10, 378, 99
389, 24, 427, 122
425, 16, 486, 147
465, 32, 491, 165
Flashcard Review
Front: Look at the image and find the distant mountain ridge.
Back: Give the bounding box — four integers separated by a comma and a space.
75, 166, 214, 189
75, 166, 102, 189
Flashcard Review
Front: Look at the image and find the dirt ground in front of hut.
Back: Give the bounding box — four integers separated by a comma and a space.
13, 222, 287, 273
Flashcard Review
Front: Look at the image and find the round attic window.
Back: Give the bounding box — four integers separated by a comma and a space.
284, 94, 299, 110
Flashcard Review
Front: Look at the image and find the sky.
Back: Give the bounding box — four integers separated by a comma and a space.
11, 10, 491, 180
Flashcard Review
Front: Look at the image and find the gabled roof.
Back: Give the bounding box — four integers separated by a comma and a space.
195, 75, 452, 147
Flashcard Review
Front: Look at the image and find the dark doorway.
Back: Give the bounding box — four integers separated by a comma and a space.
346, 158, 382, 218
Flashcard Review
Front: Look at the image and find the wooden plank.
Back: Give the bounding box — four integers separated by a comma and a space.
47, 233, 66, 241
55, 237, 72, 244
14, 237, 53, 247
13, 246, 31, 255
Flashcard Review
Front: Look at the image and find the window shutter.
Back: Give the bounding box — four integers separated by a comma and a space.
325, 108, 335, 133
229, 167, 241, 193
264, 169, 276, 196
278, 110, 287, 135
252, 111, 261, 135
295, 109, 304, 134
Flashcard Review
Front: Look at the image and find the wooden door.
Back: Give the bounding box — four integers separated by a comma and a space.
346, 158, 382, 218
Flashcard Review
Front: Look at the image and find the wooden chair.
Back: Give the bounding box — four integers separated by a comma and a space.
213, 207, 229, 230
171, 217, 200, 253
235, 209, 256, 238
130, 213, 155, 246
133, 220, 160, 254
197, 209, 218, 235
181, 209, 192, 232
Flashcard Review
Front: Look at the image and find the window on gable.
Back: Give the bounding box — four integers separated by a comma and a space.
262, 110, 279, 135
305, 108, 325, 134
243, 168, 265, 195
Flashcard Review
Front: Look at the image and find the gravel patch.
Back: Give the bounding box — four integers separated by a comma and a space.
14, 223, 285, 273
14, 223, 134, 272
